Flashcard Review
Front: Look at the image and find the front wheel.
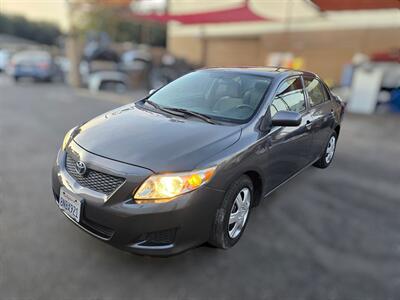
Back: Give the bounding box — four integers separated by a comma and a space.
209, 175, 253, 249
313, 132, 337, 169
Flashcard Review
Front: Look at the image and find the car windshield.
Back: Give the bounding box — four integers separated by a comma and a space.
146, 70, 272, 123
13, 51, 50, 61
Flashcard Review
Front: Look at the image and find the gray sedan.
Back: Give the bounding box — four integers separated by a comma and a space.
52, 67, 344, 256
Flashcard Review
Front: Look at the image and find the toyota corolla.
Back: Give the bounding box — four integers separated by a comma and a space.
52, 67, 344, 256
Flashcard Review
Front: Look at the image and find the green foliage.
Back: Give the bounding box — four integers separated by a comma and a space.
0, 13, 61, 45
78, 6, 166, 46
148, 24, 166, 47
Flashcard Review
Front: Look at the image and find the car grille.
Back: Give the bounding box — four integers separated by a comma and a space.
65, 154, 125, 195
135, 228, 177, 247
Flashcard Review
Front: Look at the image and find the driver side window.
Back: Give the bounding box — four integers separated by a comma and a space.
270, 77, 306, 117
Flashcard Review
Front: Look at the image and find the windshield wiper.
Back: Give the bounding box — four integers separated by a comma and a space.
145, 100, 216, 124
164, 107, 217, 124
145, 99, 162, 110
145, 100, 186, 117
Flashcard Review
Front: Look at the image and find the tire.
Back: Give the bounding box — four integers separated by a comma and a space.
209, 175, 253, 249
313, 132, 337, 169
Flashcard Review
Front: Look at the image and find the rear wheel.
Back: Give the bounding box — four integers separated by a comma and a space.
314, 132, 337, 169
209, 175, 253, 249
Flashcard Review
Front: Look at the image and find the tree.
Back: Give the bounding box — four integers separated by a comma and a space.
78, 5, 166, 46
0, 13, 61, 45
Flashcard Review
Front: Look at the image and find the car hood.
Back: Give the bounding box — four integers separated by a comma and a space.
73, 103, 241, 172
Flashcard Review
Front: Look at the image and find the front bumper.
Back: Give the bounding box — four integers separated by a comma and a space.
52, 141, 225, 256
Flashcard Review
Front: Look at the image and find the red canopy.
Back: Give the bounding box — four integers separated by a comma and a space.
312, 0, 400, 11
130, 1, 271, 24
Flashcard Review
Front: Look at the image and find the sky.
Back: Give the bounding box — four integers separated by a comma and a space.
0, 0, 69, 30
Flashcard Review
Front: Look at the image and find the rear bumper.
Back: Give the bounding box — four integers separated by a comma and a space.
52, 142, 225, 256
13, 67, 52, 79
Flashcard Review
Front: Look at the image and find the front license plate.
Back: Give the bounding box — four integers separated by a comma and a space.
59, 187, 82, 223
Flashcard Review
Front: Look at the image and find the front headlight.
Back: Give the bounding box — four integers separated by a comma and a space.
62, 127, 77, 150
134, 167, 217, 203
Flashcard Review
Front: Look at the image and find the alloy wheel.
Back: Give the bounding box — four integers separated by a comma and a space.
325, 136, 336, 164
228, 187, 251, 239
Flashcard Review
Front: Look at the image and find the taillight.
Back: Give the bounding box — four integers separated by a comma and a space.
37, 62, 49, 70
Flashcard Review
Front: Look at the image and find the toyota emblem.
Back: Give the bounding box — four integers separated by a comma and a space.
75, 161, 87, 176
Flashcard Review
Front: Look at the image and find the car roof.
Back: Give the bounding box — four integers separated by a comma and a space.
12, 50, 50, 61
201, 67, 317, 79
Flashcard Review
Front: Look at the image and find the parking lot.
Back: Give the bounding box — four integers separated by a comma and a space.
1, 75, 400, 299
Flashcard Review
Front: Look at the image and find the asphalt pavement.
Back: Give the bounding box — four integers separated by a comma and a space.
1, 75, 400, 300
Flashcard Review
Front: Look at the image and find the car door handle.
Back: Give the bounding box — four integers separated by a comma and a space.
305, 120, 313, 130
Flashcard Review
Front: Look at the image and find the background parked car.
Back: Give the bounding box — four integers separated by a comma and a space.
88, 70, 130, 93
7, 50, 58, 82
149, 54, 194, 90
0, 49, 11, 72
120, 48, 152, 71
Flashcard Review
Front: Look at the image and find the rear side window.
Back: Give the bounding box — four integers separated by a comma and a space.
303, 77, 327, 107
270, 77, 306, 116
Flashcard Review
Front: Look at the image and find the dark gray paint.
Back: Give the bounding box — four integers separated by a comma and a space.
73, 104, 241, 172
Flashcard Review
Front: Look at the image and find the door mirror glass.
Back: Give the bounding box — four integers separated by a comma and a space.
271, 111, 302, 127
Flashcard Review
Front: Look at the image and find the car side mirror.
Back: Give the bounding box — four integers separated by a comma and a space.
149, 89, 156, 95
271, 111, 302, 127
